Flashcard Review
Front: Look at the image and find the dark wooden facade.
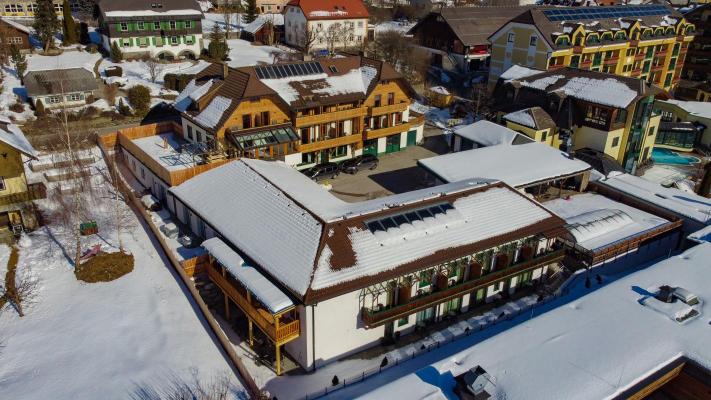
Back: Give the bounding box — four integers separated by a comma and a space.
0, 20, 31, 51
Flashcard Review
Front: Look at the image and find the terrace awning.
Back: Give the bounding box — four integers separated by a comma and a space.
202, 238, 294, 314
227, 125, 299, 151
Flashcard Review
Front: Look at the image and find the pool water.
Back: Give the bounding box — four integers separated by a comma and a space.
651, 148, 700, 165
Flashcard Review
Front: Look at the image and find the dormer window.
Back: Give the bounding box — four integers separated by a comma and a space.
329, 65, 338, 73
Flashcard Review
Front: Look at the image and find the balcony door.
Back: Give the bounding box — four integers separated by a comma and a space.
416, 307, 435, 325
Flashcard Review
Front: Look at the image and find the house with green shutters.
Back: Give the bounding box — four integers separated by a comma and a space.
97, 0, 203, 60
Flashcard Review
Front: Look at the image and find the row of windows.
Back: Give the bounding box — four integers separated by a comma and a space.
119, 35, 194, 47
4, 3, 62, 13
119, 20, 193, 32
46, 93, 84, 104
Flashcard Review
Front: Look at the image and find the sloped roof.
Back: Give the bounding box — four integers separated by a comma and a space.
0, 18, 32, 35
504, 107, 556, 130
286, 0, 369, 21
502, 4, 686, 49
170, 159, 565, 303
0, 117, 37, 159
98, 0, 202, 18
409, 6, 532, 47
453, 120, 533, 147
24, 68, 98, 97
177, 56, 410, 133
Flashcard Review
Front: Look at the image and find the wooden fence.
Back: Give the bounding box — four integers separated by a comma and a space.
95, 135, 262, 399
180, 254, 209, 277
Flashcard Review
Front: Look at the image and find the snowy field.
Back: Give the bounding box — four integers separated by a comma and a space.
100, 59, 210, 97
0, 148, 243, 399
202, 38, 290, 68
26, 50, 102, 73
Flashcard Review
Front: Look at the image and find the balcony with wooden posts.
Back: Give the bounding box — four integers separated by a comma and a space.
368, 101, 409, 117
297, 132, 362, 153
0, 182, 47, 207
364, 115, 425, 141
360, 248, 565, 328
634, 53, 645, 62
651, 64, 664, 72
294, 106, 367, 128
604, 56, 619, 65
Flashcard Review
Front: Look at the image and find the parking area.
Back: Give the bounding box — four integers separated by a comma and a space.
329, 133, 448, 202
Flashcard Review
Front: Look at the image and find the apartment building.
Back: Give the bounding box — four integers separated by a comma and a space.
284, 0, 369, 53
97, 0, 203, 60
168, 158, 567, 373
174, 56, 424, 169
492, 67, 662, 173
487, 5, 695, 92
0, 0, 63, 18
681, 4, 711, 82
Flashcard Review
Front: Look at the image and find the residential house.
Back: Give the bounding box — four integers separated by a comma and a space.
0, 117, 43, 233
0, 0, 63, 18
257, 0, 289, 13
240, 13, 283, 44
653, 99, 711, 150
450, 119, 533, 152
407, 6, 531, 76
168, 158, 568, 373
0, 18, 31, 51
174, 56, 424, 170
492, 66, 663, 173
284, 0, 369, 53
487, 4, 696, 92
680, 4, 711, 82
502, 106, 559, 147
97, 0, 204, 60
24, 68, 99, 110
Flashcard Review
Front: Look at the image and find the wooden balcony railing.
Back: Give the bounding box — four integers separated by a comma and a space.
364, 115, 425, 140
297, 133, 362, 153
634, 53, 645, 61
0, 182, 47, 207
360, 248, 565, 328
604, 57, 619, 65
207, 263, 300, 344
368, 101, 409, 117
294, 107, 367, 128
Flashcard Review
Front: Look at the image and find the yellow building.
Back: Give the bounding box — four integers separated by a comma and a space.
0, 0, 65, 18
0, 119, 43, 234
493, 67, 662, 173
487, 5, 695, 92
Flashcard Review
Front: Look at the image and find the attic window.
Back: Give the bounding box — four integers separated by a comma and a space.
365, 203, 454, 233
151, 3, 163, 8
329, 65, 338, 73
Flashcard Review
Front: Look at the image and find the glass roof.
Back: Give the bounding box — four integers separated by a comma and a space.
365, 203, 454, 233
230, 126, 299, 150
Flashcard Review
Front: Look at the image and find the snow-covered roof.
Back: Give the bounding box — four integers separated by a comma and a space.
104, 9, 202, 17
503, 109, 535, 129
0, 117, 37, 159
259, 66, 377, 105
659, 100, 711, 120
452, 120, 532, 147
499, 65, 543, 81
130, 133, 196, 171
544, 193, 669, 252
419, 141, 592, 188
361, 242, 711, 400
1, 18, 32, 34
241, 13, 284, 34
202, 238, 294, 313
597, 172, 711, 225
173, 79, 215, 112
170, 159, 563, 301
429, 86, 450, 96
193, 96, 231, 129
519, 75, 639, 108
688, 224, 711, 244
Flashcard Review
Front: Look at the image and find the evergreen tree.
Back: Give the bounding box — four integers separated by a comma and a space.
10, 44, 26, 78
79, 22, 90, 45
110, 41, 123, 62
208, 24, 229, 61
117, 98, 131, 116
244, 0, 258, 24
61, 0, 77, 44
127, 85, 151, 115
33, 0, 61, 52
34, 99, 46, 117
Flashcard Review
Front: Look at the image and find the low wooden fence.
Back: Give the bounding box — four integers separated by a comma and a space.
180, 254, 209, 277
95, 136, 261, 399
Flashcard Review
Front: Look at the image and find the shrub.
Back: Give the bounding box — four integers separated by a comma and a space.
84, 106, 99, 118
79, 22, 90, 45
127, 85, 151, 115
110, 41, 123, 62
331, 375, 339, 386
9, 101, 24, 113
85, 43, 98, 54
117, 98, 132, 116
34, 99, 46, 117
74, 251, 134, 283
163, 73, 195, 92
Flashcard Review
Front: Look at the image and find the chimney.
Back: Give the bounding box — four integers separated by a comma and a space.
698, 162, 711, 198
222, 62, 229, 79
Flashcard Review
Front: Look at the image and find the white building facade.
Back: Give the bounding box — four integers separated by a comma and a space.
284, 0, 369, 53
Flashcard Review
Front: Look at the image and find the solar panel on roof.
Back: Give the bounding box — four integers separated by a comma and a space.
543, 5, 670, 22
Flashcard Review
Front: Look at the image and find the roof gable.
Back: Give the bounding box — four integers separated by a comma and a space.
287, 0, 369, 20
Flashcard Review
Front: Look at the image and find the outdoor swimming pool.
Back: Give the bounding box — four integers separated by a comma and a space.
652, 148, 700, 165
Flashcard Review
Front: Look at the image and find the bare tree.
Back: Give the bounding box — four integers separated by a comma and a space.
143, 56, 163, 84
130, 372, 236, 400
323, 23, 355, 54
0, 22, 10, 68
300, 26, 319, 56
221, 0, 236, 40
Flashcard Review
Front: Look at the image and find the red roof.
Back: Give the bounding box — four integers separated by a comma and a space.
287, 0, 369, 21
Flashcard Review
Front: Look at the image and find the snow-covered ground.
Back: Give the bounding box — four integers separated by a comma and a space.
203, 12, 244, 33
0, 67, 34, 122
99, 59, 211, 97
0, 148, 243, 399
203, 38, 289, 68
373, 20, 415, 37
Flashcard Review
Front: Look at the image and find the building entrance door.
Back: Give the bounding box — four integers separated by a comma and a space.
385, 134, 401, 153
406, 130, 417, 146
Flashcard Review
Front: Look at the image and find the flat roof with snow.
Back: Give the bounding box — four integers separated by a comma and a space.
452, 120, 532, 147
360, 242, 711, 400
544, 193, 670, 252
170, 159, 564, 302
596, 172, 711, 225
130, 133, 197, 171
419, 141, 591, 188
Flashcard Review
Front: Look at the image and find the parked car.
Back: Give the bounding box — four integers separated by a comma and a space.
341, 154, 379, 174
304, 162, 340, 181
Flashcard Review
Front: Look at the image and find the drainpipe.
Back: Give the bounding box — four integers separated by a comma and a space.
311, 304, 317, 372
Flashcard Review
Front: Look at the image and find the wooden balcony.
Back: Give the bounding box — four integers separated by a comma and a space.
368, 101, 409, 117
631, 68, 642, 76
548, 64, 566, 71
0, 182, 47, 207
297, 133, 362, 153
651, 64, 664, 72
360, 248, 565, 328
604, 57, 619, 65
294, 107, 367, 128
207, 262, 300, 344
634, 53, 645, 61
364, 115, 425, 141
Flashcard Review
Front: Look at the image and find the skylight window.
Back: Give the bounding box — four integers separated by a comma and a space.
329, 65, 338, 73
365, 203, 454, 233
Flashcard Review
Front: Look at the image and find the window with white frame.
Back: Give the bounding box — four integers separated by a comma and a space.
66, 93, 83, 102
507, 32, 515, 43
529, 35, 537, 47
185, 20, 192, 28
358, 21, 363, 27
154, 21, 160, 30
6, 37, 22, 44
170, 36, 179, 45
27, 4, 37, 12
0, 177, 5, 191
47, 96, 61, 104
121, 38, 131, 47
169, 21, 177, 30
5, 4, 23, 12
137, 21, 145, 30
120, 22, 128, 31
54, 3, 62, 11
